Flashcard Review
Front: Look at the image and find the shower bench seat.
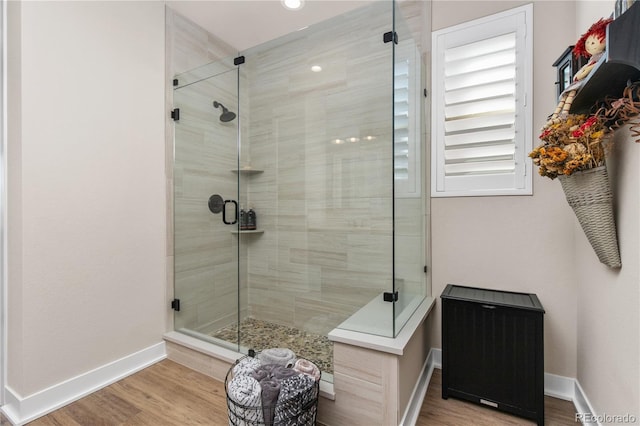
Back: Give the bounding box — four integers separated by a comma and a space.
322, 295, 435, 426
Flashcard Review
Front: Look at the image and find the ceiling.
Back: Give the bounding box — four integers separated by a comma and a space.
166, 0, 375, 51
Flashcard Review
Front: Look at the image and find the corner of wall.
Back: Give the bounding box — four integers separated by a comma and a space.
5, 0, 23, 396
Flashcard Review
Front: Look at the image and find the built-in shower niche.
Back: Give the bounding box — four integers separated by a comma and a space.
230, 167, 264, 234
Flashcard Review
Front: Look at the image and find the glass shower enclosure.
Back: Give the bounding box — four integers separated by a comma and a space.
172, 1, 425, 380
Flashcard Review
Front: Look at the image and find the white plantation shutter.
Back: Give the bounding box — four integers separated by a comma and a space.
394, 59, 410, 181
394, 42, 421, 197
432, 5, 532, 197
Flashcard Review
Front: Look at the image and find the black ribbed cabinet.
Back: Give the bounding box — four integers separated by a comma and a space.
441, 284, 545, 425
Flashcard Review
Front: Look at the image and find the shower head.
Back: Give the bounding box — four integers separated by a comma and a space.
213, 101, 237, 122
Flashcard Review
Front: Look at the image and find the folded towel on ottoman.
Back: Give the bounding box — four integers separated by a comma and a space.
274, 374, 316, 426
227, 375, 263, 426
259, 379, 281, 426
232, 356, 262, 377
258, 348, 296, 367
293, 359, 321, 382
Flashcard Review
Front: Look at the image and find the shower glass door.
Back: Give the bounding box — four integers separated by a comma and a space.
234, 1, 397, 369
173, 63, 242, 351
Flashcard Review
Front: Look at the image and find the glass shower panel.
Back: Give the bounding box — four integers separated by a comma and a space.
234, 1, 395, 370
393, 1, 426, 335
173, 65, 241, 351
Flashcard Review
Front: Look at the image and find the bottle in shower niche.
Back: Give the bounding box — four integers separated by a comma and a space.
247, 207, 257, 230
239, 206, 247, 230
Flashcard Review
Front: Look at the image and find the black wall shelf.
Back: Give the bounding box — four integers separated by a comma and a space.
570, 2, 640, 113
553, 45, 588, 99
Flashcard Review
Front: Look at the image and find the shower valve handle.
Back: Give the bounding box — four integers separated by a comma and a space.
222, 199, 238, 225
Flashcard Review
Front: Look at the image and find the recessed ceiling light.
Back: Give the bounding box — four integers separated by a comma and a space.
311, 65, 322, 72
348, 137, 360, 143
332, 139, 345, 145
282, 0, 304, 10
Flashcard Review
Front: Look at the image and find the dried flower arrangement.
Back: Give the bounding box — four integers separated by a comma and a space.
530, 114, 609, 179
531, 82, 640, 180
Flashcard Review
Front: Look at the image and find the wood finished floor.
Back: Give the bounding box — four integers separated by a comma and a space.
416, 369, 577, 426
0, 359, 577, 425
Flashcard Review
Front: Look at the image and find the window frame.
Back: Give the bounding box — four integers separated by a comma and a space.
431, 4, 533, 197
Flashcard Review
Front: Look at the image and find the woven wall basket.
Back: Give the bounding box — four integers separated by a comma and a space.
558, 166, 622, 268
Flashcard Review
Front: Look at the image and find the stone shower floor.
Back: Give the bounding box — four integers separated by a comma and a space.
210, 317, 334, 375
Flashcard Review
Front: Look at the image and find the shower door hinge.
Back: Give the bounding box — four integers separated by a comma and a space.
424, 265, 428, 273
171, 108, 180, 121
383, 31, 398, 44
383, 291, 399, 302
234, 55, 245, 66
173, 78, 179, 87
171, 298, 181, 311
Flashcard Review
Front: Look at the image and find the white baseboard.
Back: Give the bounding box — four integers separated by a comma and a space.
544, 372, 575, 401
1, 342, 166, 425
544, 372, 599, 425
431, 347, 442, 369
574, 380, 599, 426
399, 348, 436, 426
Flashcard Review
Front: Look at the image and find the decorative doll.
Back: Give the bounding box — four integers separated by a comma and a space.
546, 18, 613, 125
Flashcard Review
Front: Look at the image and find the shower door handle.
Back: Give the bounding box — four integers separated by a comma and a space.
208, 194, 238, 225
222, 199, 238, 225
